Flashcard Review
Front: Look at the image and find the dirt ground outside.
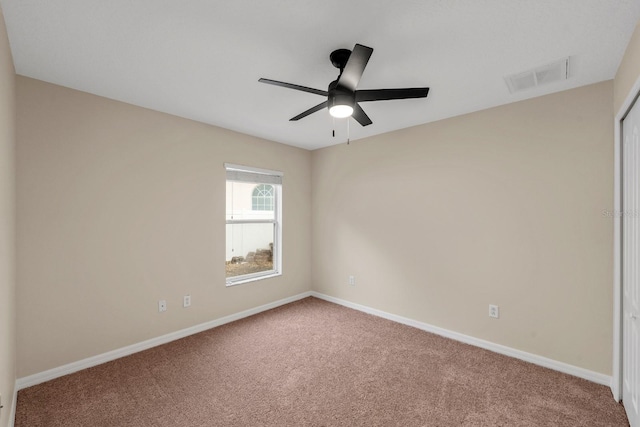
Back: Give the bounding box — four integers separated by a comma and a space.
225, 246, 273, 278
225, 260, 273, 277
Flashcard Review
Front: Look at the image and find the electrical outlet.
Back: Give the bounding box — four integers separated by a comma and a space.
158, 300, 167, 312
348, 275, 355, 286
183, 295, 191, 308
489, 304, 499, 319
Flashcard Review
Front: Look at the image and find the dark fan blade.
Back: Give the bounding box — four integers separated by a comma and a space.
352, 103, 372, 127
356, 87, 429, 102
259, 78, 328, 97
290, 101, 328, 121
337, 44, 373, 92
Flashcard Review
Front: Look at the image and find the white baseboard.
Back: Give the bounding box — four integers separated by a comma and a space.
310, 292, 612, 387
8, 386, 17, 427
15, 289, 611, 397
16, 291, 313, 391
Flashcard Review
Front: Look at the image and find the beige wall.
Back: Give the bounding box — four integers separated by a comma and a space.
16, 77, 311, 377
0, 7, 15, 427
311, 81, 614, 375
615, 20, 640, 114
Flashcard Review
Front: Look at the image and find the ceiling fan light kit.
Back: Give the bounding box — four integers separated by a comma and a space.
259, 43, 430, 127
329, 104, 353, 118
328, 83, 355, 118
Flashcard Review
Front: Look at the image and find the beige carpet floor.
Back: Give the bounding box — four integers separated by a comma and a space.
15, 297, 629, 426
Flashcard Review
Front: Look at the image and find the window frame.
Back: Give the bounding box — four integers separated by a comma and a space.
225, 163, 283, 286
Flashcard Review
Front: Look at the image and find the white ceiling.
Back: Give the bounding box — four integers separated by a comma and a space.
2, 1, 639, 150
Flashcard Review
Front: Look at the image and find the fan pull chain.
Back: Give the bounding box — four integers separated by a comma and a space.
347, 117, 350, 145
332, 116, 335, 137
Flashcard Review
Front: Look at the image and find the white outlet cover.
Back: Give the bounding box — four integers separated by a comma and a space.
489, 305, 499, 319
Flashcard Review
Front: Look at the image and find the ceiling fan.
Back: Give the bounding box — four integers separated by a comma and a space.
259, 43, 429, 127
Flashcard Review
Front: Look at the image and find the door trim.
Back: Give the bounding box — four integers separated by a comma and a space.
613, 74, 640, 402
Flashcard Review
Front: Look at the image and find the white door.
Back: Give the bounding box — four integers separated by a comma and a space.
623, 96, 640, 427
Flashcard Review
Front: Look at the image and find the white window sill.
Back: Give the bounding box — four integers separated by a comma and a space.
226, 271, 281, 287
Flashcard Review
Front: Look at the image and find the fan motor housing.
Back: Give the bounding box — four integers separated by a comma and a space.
327, 80, 355, 110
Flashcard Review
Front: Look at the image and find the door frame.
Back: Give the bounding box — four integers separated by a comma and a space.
613, 74, 640, 402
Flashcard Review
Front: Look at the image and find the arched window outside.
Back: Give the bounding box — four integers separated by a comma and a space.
252, 184, 274, 211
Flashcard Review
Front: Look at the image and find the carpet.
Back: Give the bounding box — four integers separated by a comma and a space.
15, 297, 629, 426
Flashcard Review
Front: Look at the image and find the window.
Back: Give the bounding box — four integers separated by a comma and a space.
225, 163, 282, 285
252, 184, 274, 211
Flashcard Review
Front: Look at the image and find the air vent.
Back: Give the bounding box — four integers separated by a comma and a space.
505, 58, 570, 93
